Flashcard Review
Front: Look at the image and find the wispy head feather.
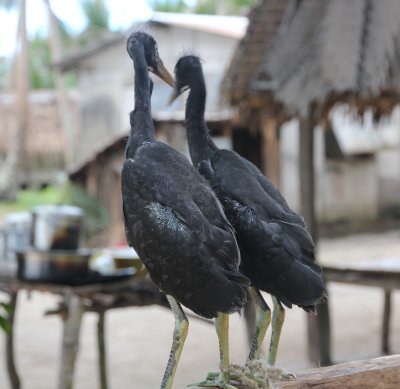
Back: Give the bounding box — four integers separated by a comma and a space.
177, 48, 204, 63
125, 24, 154, 41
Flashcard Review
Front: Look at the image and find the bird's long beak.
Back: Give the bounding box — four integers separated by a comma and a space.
154, 57, 174, 87
168, 86, 189, 105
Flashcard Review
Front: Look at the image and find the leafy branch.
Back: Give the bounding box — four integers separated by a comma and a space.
0, 301, 12, 333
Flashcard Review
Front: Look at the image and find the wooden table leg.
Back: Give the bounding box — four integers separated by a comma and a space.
97, 310, 108, 389
382, 290, 392, 355
307, 299, 332, 366
6, 291, 21, 389
58, 292, 84, 389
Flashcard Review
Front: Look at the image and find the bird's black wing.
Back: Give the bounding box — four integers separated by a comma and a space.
121, 142, 248, 317
202, 149, 325, 309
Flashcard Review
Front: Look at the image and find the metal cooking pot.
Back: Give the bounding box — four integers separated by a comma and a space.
31, 205, 85, 250
17, 249, 91, 283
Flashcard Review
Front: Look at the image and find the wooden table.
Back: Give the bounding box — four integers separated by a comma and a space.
323, 256, 400, 356
0, 276, 168, 389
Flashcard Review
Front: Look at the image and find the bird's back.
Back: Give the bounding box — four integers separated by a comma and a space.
200, 149, 326, 311
122, 141, 249, 318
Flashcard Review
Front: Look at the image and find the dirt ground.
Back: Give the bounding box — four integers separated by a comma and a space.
1, 229, 400, 389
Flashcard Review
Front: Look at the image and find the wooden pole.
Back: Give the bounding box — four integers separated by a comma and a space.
58, 292, 84, 389
6, 292, 21, 389
97, 311, 108, 389
382, 290, 392, 354
299, 109, 331, 366
261, 114, 280, 188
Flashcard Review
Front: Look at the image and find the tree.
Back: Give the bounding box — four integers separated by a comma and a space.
151, 0, 256, 15
0, 0, 29, 201
78, 0, 111, 46
43, 0, 75, 166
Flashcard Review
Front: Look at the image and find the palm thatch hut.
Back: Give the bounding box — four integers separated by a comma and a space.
223, 0, 400, 366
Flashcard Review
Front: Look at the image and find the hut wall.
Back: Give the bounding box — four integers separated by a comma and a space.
376, 148, 400, 214
280, 119, 379, 223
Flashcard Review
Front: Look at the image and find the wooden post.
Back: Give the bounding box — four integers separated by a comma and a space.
97, 311, 108, 389
382, 290, 392, 354
58, 292, 84, 389
299, 110, 331, 366
260, 114, 280, 188
6, 292, 21, 389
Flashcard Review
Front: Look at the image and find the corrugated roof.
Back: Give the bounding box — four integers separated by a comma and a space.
54, 12, 247, 72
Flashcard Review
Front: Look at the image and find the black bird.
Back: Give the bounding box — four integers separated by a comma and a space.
121, 32, 249, 389
171, 55, 327, 368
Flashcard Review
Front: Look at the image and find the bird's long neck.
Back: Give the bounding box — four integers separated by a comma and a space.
126, 42, 155, 158
185, 75, 218, 167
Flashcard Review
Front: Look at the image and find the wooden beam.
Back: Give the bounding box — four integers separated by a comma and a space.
187, 355, 400, 389
269, 354, 400, 389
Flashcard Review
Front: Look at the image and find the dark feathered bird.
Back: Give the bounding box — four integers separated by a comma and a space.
121, 32, 249, 389
171, 55, 327, 367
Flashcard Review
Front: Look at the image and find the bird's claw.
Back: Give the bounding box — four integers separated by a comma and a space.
187, 371, 238, 389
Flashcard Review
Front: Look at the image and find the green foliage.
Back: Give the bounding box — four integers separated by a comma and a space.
0, 183, 109, 240
150, 0, 256, 15
0, 56, 12, 89
0, 0, 17, 10
151, 0, 187, 13
0, 186, 62, 217
29, 36, 54, 89
0, 302, 12, 333
59, 181, 109, 239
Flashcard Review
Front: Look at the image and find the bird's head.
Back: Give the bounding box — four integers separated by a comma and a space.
169, 55, 203, 103
126, 30, 174, 87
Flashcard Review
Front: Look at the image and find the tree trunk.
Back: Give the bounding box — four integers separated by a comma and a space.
0, 0, 29, 199
43, 0, 74, 167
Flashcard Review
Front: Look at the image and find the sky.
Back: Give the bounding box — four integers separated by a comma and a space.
0, 0, 155, 56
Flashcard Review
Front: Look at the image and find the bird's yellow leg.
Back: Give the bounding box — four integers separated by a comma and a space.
160, 295, 189, 389
267, 296, 285, 366
189, 313, 237, 389
247, 288, 271, 362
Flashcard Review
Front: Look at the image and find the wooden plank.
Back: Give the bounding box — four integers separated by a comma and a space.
269, 354, 400, 389
323, 267, 400, 289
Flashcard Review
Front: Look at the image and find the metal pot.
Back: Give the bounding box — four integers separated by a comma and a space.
17, 248, 91, 283
31, 205, 85, 250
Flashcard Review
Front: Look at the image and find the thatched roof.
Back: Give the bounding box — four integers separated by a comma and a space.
222, 0, 290, 106
224, 0, 400, 118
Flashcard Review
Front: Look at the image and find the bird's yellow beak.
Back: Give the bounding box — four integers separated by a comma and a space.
154, 57, 174, 87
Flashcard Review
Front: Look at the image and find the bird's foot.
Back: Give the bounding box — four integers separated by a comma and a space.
225, 360, 295, 389
187, 370, 238, 389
